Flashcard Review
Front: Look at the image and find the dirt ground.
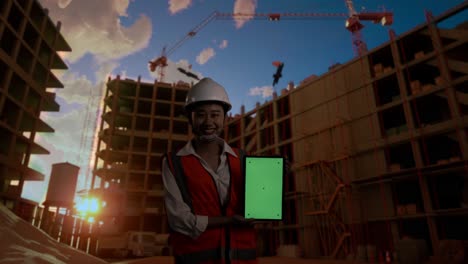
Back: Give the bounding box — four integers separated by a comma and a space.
112, 256, 363, 264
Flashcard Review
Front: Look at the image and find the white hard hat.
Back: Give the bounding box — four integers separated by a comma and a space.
185, 77, 232, 112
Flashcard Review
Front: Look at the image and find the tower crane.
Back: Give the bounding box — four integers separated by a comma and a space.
148, 1, 393, 81
343, 0, 393, 55
149, 11, 218, 81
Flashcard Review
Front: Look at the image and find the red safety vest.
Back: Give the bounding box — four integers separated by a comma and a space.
166, 148, 258, 264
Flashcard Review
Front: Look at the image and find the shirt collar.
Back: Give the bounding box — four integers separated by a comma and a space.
176, 139, 238, 158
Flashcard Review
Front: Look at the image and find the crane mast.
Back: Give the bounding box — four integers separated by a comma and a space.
344, 0, 393, 55
345, 0, 358, 16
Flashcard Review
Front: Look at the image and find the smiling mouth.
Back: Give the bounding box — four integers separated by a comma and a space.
203, 129, 215, 134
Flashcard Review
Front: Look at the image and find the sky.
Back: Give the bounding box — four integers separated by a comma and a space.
22, 0, 467, 203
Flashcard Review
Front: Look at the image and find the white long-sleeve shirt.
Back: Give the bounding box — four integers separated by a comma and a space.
161, 140, 238, 239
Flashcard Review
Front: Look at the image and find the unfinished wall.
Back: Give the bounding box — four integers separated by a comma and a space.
288, 3, 468, 259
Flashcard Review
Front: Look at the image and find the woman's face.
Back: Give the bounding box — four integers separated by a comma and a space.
191, 103, 225, 140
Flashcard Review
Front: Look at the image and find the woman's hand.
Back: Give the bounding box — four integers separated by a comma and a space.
232, 214, 255, 226
208, 215, 255, 228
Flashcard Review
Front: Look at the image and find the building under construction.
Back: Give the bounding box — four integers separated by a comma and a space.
92, 3, 467, 261
0, 0, 71, 219
92, 78, 191, 237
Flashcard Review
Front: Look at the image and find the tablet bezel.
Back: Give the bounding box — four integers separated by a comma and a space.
243, 155, 284, 221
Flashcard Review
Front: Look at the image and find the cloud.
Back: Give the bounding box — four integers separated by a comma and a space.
149, 59, 203, 84
119, 70, 127, 79
196, 48, 215, 65
54, 73, 94, 105
48, 61, 117, 106
169, 0, 192, 14
95, 60, 120, 81
248, 85, 274, 98
57, 0, 72, 8
39, 0, 152, 63
233, 0, 257, 29
219, 40, 228, 49
114, 0, 130, 16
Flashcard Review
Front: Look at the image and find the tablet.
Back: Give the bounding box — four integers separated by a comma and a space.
244, 155, 284, 220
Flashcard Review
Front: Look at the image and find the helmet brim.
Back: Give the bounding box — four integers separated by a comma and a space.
185, 100, 231, 114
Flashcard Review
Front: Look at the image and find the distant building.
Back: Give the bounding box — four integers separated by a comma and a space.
91, 77, 191, 235
40, 162, 79, 242
43, 162, 80, 209
0, 0, 71, 220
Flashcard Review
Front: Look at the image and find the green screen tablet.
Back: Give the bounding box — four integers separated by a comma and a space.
244, 156, 284, 220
